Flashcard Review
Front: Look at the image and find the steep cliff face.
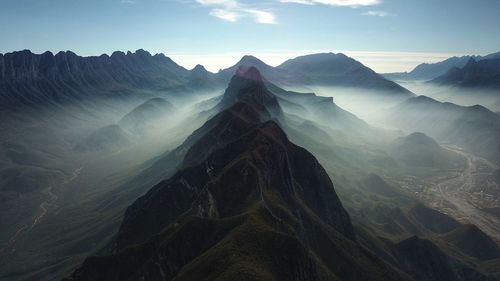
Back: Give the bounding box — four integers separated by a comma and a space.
0, 49, 188, 85
65, 68, 404, 281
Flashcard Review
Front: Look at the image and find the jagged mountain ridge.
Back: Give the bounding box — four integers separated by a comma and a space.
0, 49, 194, 107
384, 55, 479, 81
383, 51, 499, 81
431, 57, 500, 88
0, 49, 414, 109
64, 67, 500, 281
65, 67, 409, 281
216, 53, 413, 96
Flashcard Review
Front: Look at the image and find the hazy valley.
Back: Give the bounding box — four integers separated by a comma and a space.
0, 49, 499, 281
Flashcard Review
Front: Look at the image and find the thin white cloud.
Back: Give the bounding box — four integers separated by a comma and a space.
210, 9, 239, 22
195, 0, 276, 24
361, 10, 388, 17
279, 0, 380, 7
197, 0, 237, 8
246, 9, 276, 24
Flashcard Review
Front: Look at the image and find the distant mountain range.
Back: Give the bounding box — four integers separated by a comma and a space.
218, 53, 413, 95
384, 55, 479, 81
384, 95, 500, 164
0, 49, 413, 108
62, 67, 500, 281
384, 51, 500, 83
431, 57, 500, 88
66, 67, 405, 281
2, 49, 500, 281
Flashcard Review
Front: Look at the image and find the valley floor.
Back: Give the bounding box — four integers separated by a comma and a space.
394, 145, 500, 242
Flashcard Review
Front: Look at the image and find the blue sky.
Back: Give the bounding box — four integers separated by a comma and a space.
1, 0, 499, 72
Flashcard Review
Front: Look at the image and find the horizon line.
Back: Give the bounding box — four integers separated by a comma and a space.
0, 48, 496, 73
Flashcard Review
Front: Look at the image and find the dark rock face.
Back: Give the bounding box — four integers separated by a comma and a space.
217, 66, 283, 118
443, 224, 500, 261
431, 57, 500, 88
390, 236, 496, 281
116, 67, 354, 249
409, 203, 461, 234
65, 68, 404, 281
117, 115, 354, 247
393, 236, 461, 281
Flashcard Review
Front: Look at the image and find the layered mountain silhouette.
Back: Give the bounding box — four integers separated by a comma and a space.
2, 48, 499, 281
0, 50, 413, 109
384, 55, 479, 81
442, 224, 500, 261
431, 57, 500, 88
354, 193, 500, 280
61, 67, 500, 281
0, 50, 194, 107
217, 53, 413, 96
408, 203, 461, 234
388, 236, 493, 281
277, 53, 413, 95
187, 64, 219, 90
383, 51, 500, 81
385, 95, 500, 164
65, 67, 408, 281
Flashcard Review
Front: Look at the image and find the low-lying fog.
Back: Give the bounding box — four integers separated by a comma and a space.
284, 85, 412, 127
396, 80, 500, 113
285, 83, 499, 131
1, 81, 499, 280
0, 88, 223, 280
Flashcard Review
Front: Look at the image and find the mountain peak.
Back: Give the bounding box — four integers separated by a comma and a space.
240, 54, 261, 61
235, 65, 263, 82
111, 51, 126, 58
134, 49, 152, 57
218, 67, 282, 118
235, 55, 269, 68
464, 57, 477, 68
191, 64, 208, 72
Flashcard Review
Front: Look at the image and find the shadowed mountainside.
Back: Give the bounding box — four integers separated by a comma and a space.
384, 55, 478, 81
65, 67, 407, 281
278, 53, 413, 95
431, 57, 500, 89
0, 49, 200, 108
